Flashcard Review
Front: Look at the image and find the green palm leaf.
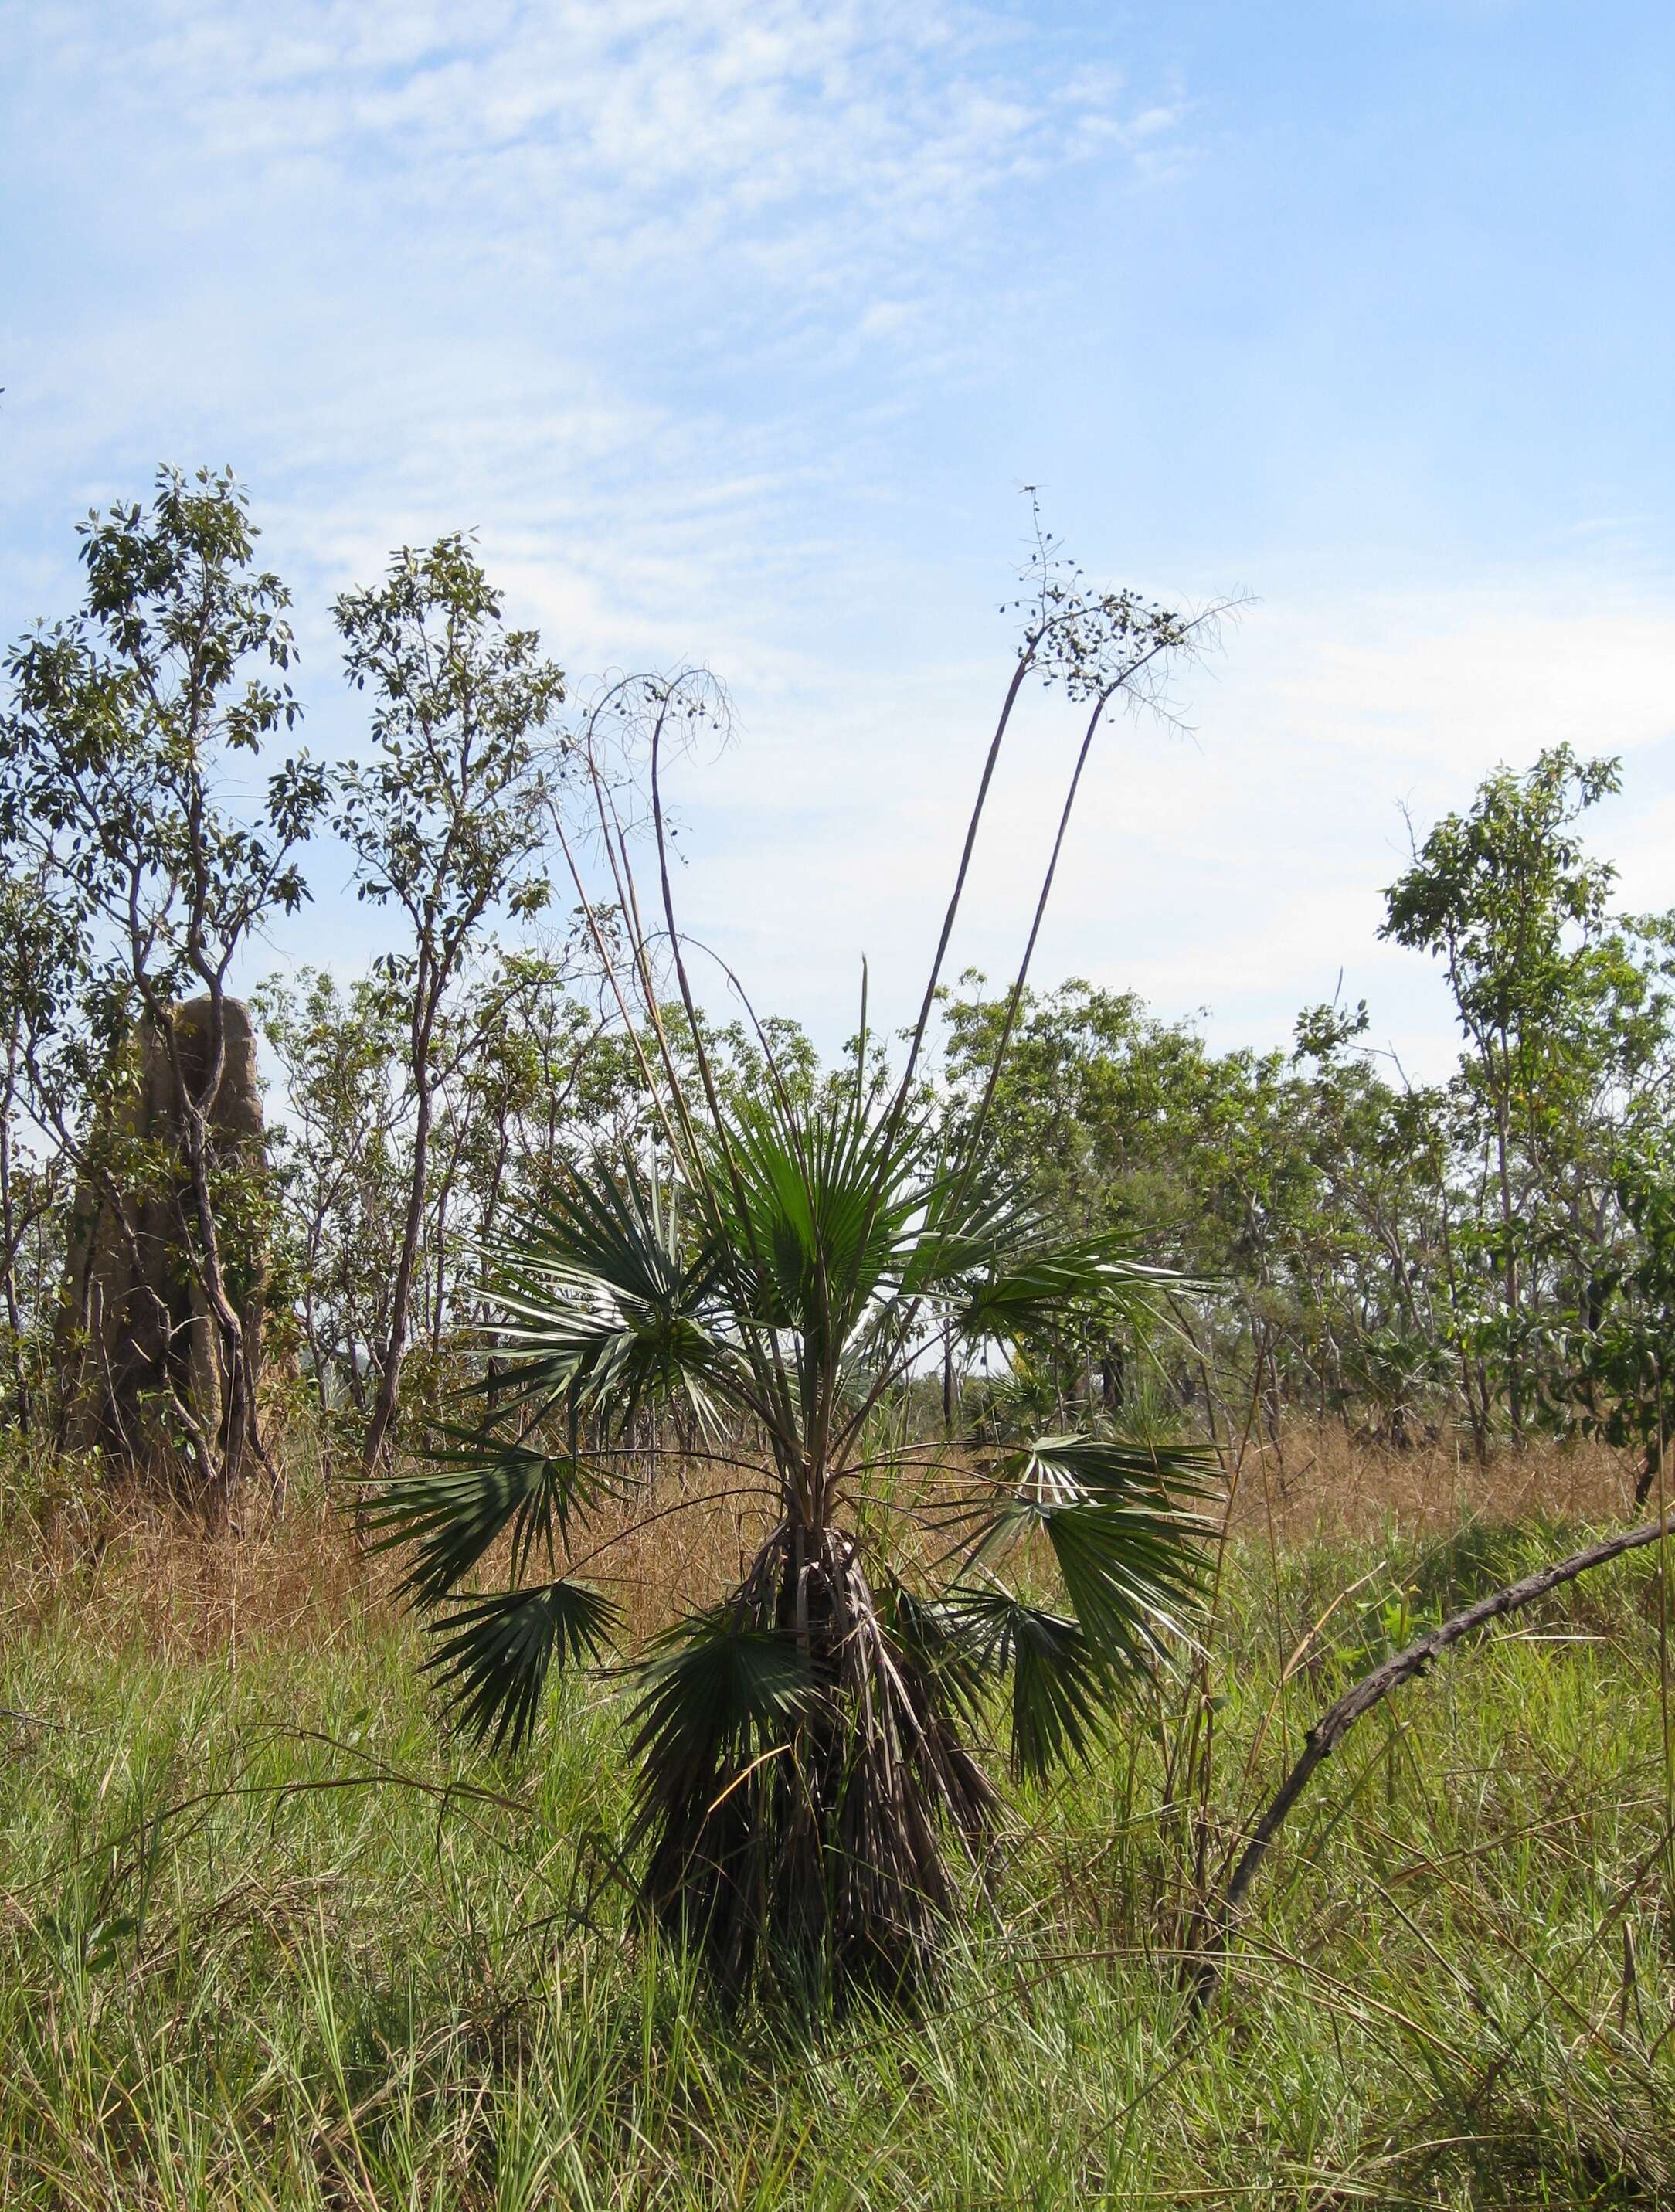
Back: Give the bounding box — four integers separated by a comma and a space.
628, 1605, 814, 1777
942, 1586, 1112, 1779
939, 1421, 1212, 1775
897, 1156, 1042, 1299
1041, 1500, 1204, 1669
423, 1578, 619, 1752
961, 1429, 1211, 1669
952, 1231, 1214, 1348
475, 1156, 733, 1433
713, 1090, 927, 1344
1018, 1432, 1221, 1504
362, 1431, 616, 1603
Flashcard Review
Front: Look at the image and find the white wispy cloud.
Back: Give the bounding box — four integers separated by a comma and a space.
22, 0, 1174, 305
5, 2, 1669, 1088
6, 0, 1183, 661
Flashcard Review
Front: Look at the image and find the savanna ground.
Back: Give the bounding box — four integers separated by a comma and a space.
2, 1429, 1673, 2210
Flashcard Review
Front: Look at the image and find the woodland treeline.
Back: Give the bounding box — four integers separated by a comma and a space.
2, 467, 1673, 1500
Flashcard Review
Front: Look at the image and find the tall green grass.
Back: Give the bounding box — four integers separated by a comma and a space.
3, 1515, 1673, 2207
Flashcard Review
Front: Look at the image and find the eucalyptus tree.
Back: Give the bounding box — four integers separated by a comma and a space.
1568, 1140, 1675, 1503
1384, 746, 1675, 1437
332, 536, 566, 1470
0, 467, 326, 1499
369, 535, 1228, 2002
938, 977, 1439, 1442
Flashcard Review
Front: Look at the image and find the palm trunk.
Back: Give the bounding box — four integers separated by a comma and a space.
636, 1519, 996, 2004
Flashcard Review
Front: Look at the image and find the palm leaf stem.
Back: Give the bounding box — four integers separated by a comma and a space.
583, 691, 707, 1169
890, 648, 1038, 1120
803, 643, 1047, 1484
954, 618, 1216, 1190
832, 613, 1222, 1474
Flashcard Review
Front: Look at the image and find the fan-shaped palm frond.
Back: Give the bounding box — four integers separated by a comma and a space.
710, 1088, 930, 1347
1040, 1500, 1204, 1669
627, 1603, 815, 1781
961, 1423, 1213, 1544
423, 1578, 619, 1752
478, 1155, 735, 1432
943, 1585, 1114, 1779
937, 1426, 1214, 1768
953, 1231, 1214, 1349
362, 1431, 617, 1602
1014, 1432, 1221, 1504
895, 1152, 1039, 1299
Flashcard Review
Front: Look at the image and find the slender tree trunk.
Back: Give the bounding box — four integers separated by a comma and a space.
1493, 1074, 1523, 1438
301, 1298, 328, 1412
430, 1167, 456, 1356
1435, 1162, 1489, 1467
1099, 1342, 1124, 1415
364, 1013, 435, 1473
343, 1319, 367, 1415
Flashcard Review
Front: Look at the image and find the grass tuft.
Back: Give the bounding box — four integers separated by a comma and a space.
2, 1435, 1673, 2207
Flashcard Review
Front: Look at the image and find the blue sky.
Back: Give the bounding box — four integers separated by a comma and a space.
4, 0, 1673, 1077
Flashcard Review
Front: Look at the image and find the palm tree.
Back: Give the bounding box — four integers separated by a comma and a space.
367, 524, 1228, 2002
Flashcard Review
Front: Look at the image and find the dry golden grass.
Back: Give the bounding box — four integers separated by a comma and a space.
1, 1436, 778, 1663
0, 1486, 384, 1660
1, 1420, 1645, 1671
1221, 1422, 1637, 1544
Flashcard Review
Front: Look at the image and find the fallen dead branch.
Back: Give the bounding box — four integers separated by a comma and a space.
1191, 1508, 1675, 2012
